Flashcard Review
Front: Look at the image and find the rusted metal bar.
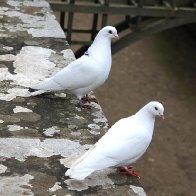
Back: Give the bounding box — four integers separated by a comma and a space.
91, 0, 99, 40
112, 17, 196, 54
49, 0, 196, 56
59, 0, 66, 29
135, 0, 143, 31
101, 0, 109, 27
91, 14, 99, 40
49, 2, 196, 18
64, 29, 93, 33
66, 0, 75, 44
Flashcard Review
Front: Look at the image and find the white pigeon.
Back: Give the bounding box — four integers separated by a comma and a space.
65, 101, 164, 180
29, 26, 118, 107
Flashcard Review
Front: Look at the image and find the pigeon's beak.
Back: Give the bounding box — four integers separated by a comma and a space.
113, 34, 119, 40
159, 114, 164, 120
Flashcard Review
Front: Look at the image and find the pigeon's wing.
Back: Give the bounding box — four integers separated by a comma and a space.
32, 56, 99, 91
65, 142, 119, 180
66, 117, 152, 180
85, 117, 151, 166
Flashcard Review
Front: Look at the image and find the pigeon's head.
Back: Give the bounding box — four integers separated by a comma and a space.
147, 101, 164, 119
99, 26, 119, 40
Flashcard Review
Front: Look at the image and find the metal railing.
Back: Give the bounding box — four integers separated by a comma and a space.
49, 0, 196, 57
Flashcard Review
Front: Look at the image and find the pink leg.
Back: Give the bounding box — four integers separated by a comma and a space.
76, 103, 91, 109
117, 166, 140, 178
76, 99, 91, 109
81, 96, 98, 103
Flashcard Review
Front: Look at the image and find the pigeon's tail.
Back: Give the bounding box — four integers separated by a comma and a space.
31, 78, 63, 91
28, 88, 47, 96
65, 168, 94, 181
29, 88, 37, 93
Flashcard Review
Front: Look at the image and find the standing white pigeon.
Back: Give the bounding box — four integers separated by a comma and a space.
29, 26, 118, 108
65, 101, 164, 180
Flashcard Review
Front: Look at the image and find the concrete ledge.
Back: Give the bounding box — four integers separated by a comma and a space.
0, 0, 145, 195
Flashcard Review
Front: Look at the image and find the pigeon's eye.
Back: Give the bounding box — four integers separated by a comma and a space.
155, 107, 158, 111
108, 30, 112, 34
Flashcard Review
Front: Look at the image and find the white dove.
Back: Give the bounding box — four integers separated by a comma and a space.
29, 26, 118, 108
65, 101, 164, 180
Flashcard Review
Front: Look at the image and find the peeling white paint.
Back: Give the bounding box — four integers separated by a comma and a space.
65, 179, 88, 192
88, 124, 100, 130
54, 93, 67, 98
41, 139, 91, 158
7, 0, 21, 7
92, 111, 108, 128
0, 33, 8, 37
14, 46, 56, 84
93, 118, 108, 125
0, 54, 16, 61
64, 169, 115, 191
129, 185, 147, 196
0, 164, 7, 174
89, 102, 108, 129
60, 155, 79, 169
0, 87, 30, 101
29, 145, 54, 158
70, 99, 80, 105
0, 68, 31, 89
0, 68, 16, 81
13, 106, 33, 113
0, 174, 34, 196
2, 0, 65, 38
68, 124, 78, 129
0, 46, 55, 100
28, 13, 65, 38
0, 120, 4, 124
71, 131, 81, 136
74, 115, 84, 120
0, 138, 91, 161
23, 0, 50, 8
8, 88, 29, 97
61, 49, 75, 62
49, 182, 62, 193
0, 7, 9, 12
0, 45, 76, 102
7, 125, 23, 132
43, 126, 60, 137
89, 130, 101, 135
0, 138, 41, 161
3, 46, 13, 51
75, 107, 82, 112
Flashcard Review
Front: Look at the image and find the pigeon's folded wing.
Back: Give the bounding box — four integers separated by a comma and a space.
32, 56, 100, 91
52, 56, 100, 90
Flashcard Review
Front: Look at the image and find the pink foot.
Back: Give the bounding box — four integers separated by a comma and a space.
76, 103, 91, 109
117, 166, 140, 178
81, 97, 98, 103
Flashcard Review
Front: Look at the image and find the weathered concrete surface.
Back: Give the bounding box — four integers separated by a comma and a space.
0, 0, 144, 195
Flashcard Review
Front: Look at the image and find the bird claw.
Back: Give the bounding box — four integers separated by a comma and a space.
76, 103, 91, 109
117, 166, 140, 178
128, 170, 140, 178
81, 97, 98, 103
